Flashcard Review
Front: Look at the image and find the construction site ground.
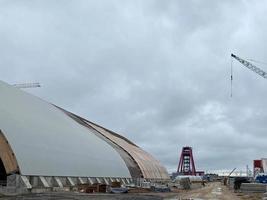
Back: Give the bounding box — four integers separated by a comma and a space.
0, 182, 263, 200
166, 182, 263, 200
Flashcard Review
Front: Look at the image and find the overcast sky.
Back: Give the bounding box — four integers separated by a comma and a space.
1, 0, 267, 173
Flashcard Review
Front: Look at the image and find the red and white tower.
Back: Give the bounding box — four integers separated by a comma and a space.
177, 146, 196, 176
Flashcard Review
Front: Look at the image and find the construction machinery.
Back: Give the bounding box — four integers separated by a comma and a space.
230, 54, 267, 97
231, 54, 267, 79
228, 168, 237, 177
12, 82, 41, 89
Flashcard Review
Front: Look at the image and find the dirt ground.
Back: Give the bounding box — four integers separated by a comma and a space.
0, 182, 264, 200
166, 182, 263, 200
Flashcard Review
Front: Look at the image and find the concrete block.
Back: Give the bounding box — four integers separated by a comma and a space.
39, 176, 50, 188
121, 178, 126, 185
103, 178, 109, 185
53, 177, 64, 188
78, 177, 85, 184
59, 177, 67, 186
29, 176, 38, 187
88, 178, 94, 185
125, 178, 130, 184
7, 174, 20, 187
96, 177, 101, 183
66, 177, 75, 186
44, 177, 53, 186
21, 176, 32, 189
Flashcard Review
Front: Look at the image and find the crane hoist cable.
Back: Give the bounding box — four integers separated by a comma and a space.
231, 57, 233, 97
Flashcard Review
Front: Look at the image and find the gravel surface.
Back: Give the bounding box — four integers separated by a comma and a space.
166, 182, 263, 200
0, 182, 263, 200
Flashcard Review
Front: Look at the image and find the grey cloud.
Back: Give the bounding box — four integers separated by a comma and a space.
1, 0, 267, 173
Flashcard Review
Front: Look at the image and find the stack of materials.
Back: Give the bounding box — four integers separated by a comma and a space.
167, 182, 182, 189
78, 183, 107, 193
262, 192, 267, 200
175, 176, 202, 182
110, 181, 128, 194
234, 177, 250, 190
141, 181, 151, 189
111, 181, 121, 187
175, 175, 204, 190
240, 183, 267, 193
180, 178, 191, 190
150, 185, 170, 192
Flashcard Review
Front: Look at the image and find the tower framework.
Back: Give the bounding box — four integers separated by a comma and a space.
177, 146, 196, 176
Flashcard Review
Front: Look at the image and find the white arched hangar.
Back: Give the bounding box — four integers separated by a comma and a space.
0, 81, 169, 190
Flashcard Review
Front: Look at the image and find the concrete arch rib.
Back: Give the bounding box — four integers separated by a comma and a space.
0, 130, 20, 175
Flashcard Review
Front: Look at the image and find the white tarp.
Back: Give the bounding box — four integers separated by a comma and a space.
0, 81, 130, 177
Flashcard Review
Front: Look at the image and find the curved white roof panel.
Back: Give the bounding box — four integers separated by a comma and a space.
0, 81, 130, 177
